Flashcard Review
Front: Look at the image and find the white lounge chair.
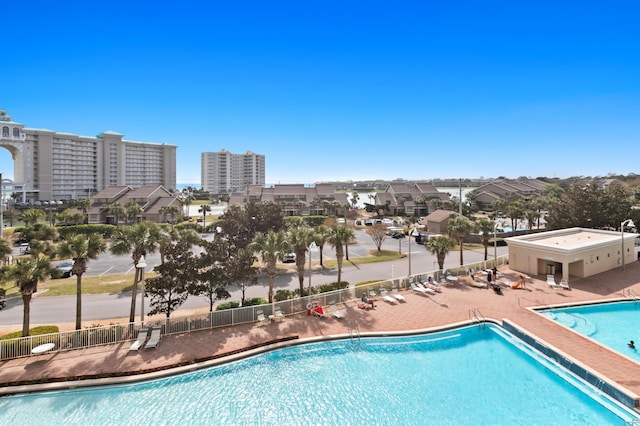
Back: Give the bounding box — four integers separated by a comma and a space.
274, 306, 285, 320
256, 309, 268, 324
128, 328, 150, 351
416, 282, 436, 294
547, 275, 563, 290
559, 279, 570, 290
380, 289, 398, 304
391, 287, 406, 302
144, 327, 162, 349
329, 303, 346, 319
410, 282, 429, 295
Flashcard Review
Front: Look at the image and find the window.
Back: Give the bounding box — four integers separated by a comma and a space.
2, 126, 8, 137
12, 127, 20, 138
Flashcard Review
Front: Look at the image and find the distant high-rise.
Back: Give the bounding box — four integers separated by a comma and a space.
0, 110, 177, 202
201, 149, 265, 194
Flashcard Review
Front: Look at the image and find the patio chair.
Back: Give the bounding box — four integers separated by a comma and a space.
144, 327, 162, 349
274, 306, 285, 320
329, 303, 346, 319
391, 287, 406, 302
256, 309, 268, 324
559, 279, 570, 290
547, 275, 563, 290
128, 328, 150, 351
379, 289, 398, 304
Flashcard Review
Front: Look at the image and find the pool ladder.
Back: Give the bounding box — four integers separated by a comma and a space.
348, 321, 361, 346
625, 288, 640, 302
468, 307, 486, 328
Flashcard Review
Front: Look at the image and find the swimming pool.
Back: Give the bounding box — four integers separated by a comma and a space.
0, 324, 636, 425
540, 300, 640, 363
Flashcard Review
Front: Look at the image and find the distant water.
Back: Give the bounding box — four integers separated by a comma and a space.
177, 183, 201, 191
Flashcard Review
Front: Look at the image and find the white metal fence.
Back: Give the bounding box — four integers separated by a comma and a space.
1, 256, 509, 361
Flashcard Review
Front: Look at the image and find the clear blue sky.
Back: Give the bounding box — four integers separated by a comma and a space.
2, 1, 639, 185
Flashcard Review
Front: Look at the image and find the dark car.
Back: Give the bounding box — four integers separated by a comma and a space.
55, 261, 74, 278
392, 231, 405, 239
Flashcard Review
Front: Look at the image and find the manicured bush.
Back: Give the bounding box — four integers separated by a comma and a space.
216, 301, 241, 311
242, 297, 267, 306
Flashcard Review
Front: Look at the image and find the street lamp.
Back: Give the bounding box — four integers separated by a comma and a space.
307, 241, 317, 293
408, 228, 419, 276
621, 219, 635, 271
137, 255, 147, 325
493, 222, 500, 268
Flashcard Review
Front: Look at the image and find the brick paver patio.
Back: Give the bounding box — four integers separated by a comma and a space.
2, 262, 640, 408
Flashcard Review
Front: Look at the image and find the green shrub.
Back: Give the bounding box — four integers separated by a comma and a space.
242, 297, 267, 306
216, 301, 241, 311
274, 289, 293, 301
0, 325, 59, 340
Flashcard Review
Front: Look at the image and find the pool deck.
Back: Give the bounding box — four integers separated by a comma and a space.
2, 262, 640, 407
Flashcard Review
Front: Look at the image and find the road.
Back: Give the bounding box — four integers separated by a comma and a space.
0, 229, 508, 327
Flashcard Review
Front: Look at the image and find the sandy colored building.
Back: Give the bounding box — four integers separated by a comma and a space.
506, 227, 639, 283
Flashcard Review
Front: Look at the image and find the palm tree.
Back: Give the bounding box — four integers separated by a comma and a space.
328, 225, 355, 284
198, 204, 211, 227
110, 222, 164, 322
287, 226, 313, 294
313, 225, 332, 267
109, 202, 125, 226
76, 198, 91, 224
425, 236, 456, 271
475, 217, 495, 261
249, 230, 288, 303
125, 200, 142, 225
160, 205, 180, 226
3, 257, 51, 336
447, 214, 474, 265
57, 233, 106, 330
18, 208, 43, 226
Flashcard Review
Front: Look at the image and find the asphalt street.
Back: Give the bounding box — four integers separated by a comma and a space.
0, 229, 508, 327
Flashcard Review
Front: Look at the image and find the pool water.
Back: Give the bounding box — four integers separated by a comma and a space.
541, 300, 640, 362
0, 325, 636, 425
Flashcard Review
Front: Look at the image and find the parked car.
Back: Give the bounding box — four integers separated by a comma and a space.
392, 231, 405, 239
55, 260, 74, 278
283, 253, 296, 263
364, 218, 373, 226
19, 243, 30, 254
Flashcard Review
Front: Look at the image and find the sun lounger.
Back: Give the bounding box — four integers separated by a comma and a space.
380, 289, 398, 304
128, 328, 150, 351
391, 287, 406, 302
274, 306, 285, 320
410, 282, 430, 295
416, 282, 436, 294
144, 327, 162, 349
559, 279, 570, 290
329, 303, 346, 319
547, 275, 563, 290
256, 309, 268, 323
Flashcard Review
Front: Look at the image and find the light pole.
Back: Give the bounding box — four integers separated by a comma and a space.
307, 241, 317, 293
621, 219, 635, 271
137, 255, 147, 325
408, 228, 418, 276
493, 222, 500, 268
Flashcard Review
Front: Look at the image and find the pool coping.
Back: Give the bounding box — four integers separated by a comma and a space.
510, 298, 640, 409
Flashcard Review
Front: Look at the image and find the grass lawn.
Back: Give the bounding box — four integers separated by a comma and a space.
323, 250, 404, 268
0, 273, 158, 298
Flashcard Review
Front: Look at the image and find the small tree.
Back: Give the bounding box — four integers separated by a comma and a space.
226, 248, 257, 306
146, 240, 194, 319
366, 224, 388, 252
447, 214, 474, 265
191, 238, 232, 311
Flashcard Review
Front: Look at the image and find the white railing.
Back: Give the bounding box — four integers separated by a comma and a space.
1, 255, 509, 361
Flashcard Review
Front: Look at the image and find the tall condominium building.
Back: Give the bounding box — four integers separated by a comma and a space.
201, 149, 265, 194
0, 110, 177, 202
